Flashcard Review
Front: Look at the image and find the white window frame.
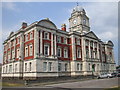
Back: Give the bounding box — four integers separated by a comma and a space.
58, 63, 62, 71
15, 64, 17, 72
77, 63, 80, 71
48, 62, 52, 71
57, 36, 61, 43
77, 39, 80, 45
44, 32, 49, 39
29, 44, 33, 56
26, 34, 29, 41
29, 62, 32, 71
25, 63, 27, 72
64, 38, 67, 44
43, 62, 47, 72
64, 48, 68, 58
17, 48, 20, 58
25, 46, 28, 57
65, 63, 68, 71
12, 49, 14, 59
44, 45, 49, 56
57, 48, 61, 57
8, 51, 10, 60
77, 48, 81, 58
9, 65, 12, 73
30, 32, 33, 40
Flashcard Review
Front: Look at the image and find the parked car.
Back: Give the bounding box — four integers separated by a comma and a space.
97, 74, 108, 79
97, 73, 113, 79
107, 73, 113, 78
111, 72, 118, 77
117, 73, 120, 77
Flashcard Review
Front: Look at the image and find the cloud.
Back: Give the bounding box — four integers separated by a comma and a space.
2, 2, 19, 12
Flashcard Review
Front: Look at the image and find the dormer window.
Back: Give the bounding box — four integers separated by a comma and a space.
44, 32, 49, 39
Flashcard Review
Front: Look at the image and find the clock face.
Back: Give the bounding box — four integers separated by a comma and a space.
73, 19, 77, 24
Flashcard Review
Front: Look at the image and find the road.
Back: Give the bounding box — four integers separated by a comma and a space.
2, 77, 119, 90
44, 77, 119, 89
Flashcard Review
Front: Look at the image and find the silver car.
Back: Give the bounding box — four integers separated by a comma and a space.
97, 74, 108, 79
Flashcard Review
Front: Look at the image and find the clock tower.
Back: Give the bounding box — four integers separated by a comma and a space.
69, 5, 90, 33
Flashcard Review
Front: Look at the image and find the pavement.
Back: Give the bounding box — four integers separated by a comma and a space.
2, 77, 119, 90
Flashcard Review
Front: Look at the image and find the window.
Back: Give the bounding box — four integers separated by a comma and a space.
64, 48, 68, 58
26, 34, 28, 41
43, 62, 47, 71
97, 64, 99, 71
9, 65, 12, 73
77, 48, 81, 58
109, 54, 112, 61
83, 19, 86, 25
65, 63, 68, 71
64, 38, 67, 44
57, 48, 61, 57
90, 41, 93, 47
77, 39, 80, 45
95, 51, 97, 58
15, 64, 17, 72
91, 49, 93, 58
25, 46, 28, 57
29, 62, 32, 71
44, 45, 49, 56
8, 51, 10, 60
58, 63, 61, 71
85, 40, 89, 46
57, 36, 61, 43
94, 43, 97, 48
48, 62, 52, 71
77, 63, 80, 71
80, 64, 82, 71
88, 64, 90, 71
6, 66, 8, 73
44, 32, 49, 39
17, 48, 20, 58
30, 33, 32, 39
29, 44, 33, 56
86, 48, 89, 58
12, 49, 14, 59
18, 37, 20, 44
25, 63, 27, 71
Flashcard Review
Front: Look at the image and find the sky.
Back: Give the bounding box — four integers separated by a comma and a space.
1, 1, 119, 65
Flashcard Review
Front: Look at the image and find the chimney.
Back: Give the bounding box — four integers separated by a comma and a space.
61, 24, 66, 31
22, 22, 27, 29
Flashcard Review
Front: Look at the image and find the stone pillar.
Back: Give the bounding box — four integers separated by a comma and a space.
71, 35, 76, 60
40, 30, 43, 56
20, 33, 24, 60
14, 37, 16, 61
34, 29, 39, 58
54, 34, 57, 57
51, 33, 53, 56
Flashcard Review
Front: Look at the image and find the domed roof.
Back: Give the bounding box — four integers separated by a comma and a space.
72, 6, 85, 13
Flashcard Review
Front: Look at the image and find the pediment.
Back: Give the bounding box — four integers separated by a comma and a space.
85, 31, 99, 40
107, 40, 114, 46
